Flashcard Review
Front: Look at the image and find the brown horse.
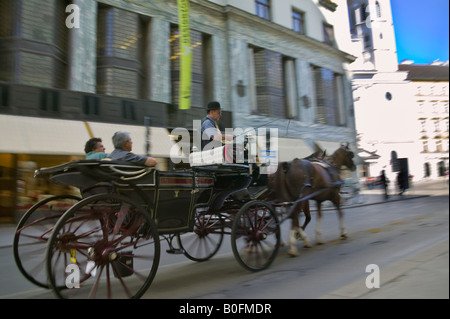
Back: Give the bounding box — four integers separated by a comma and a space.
266, 144, 356, 256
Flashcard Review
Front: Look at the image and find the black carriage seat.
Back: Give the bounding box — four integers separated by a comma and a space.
35, 159, 155, 197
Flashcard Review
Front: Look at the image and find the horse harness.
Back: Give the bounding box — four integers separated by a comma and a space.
282, 158, 340, 201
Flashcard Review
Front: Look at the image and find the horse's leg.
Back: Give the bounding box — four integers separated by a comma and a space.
315, 201, 325, 244
298, 201, 312, 248
334, 194, 348, 239
288, 206, 300, 256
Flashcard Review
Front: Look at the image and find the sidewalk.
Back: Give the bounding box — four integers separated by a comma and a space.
1, 180, 448, 299
320, 180, 449, 299
311, 179, 447, 211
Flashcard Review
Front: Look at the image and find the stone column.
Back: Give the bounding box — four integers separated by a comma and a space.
146, 18, 171, 103
296, 60, 314, 124
210, 35, 230, 111
66, 0, 97, 93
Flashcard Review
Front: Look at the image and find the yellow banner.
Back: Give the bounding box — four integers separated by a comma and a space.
177, 0, 192, 110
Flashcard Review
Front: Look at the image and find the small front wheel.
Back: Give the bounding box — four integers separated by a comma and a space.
231, 200, 280, 271
177, 208, 224, 262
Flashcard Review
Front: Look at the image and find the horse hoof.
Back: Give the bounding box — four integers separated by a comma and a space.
288, 250, 299, 257
304, 242, 312, 248
280, 241, 285, 247
316, 241, 325, 245
341, 233, 348, 239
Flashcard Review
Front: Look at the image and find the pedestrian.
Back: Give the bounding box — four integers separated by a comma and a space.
84, 137, 108, 160
397, 168, 408, 195
107, 131, 157, 167
379, 170, 389, 200
200, 101, 233, 151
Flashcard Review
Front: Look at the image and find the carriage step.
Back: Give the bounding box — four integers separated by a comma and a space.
166, 248, 184, 255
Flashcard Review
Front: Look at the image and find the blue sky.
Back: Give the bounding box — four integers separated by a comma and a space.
390, 0, 449, 64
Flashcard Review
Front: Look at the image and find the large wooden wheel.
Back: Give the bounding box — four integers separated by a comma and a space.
45, 193, 160, 299
13, 195, 81, 288
231, 200, 280, 271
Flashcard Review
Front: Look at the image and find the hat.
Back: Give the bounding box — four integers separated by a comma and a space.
207, 101, 221, 111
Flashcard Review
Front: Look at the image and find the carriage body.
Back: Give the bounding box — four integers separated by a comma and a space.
38, 160, 220, 234
14, 155, 281, 299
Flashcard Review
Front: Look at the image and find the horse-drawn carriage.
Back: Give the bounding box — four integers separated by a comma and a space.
13, 143, 356, 299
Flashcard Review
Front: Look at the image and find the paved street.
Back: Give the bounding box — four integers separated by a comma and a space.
0, 180, 448, 299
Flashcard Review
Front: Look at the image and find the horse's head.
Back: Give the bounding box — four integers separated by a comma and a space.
333, 143, 356, 171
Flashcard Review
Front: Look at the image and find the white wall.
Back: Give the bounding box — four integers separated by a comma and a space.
207, 0, 331, 43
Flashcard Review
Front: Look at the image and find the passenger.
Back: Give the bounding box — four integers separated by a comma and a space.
84, 137, 108, 160
108, 131, 157, 167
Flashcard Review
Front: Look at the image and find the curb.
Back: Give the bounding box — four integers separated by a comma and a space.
311, 194, 430, 212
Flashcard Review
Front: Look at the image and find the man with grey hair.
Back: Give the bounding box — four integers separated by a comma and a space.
108, 131, 157, 167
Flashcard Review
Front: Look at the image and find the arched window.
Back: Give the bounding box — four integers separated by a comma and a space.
360, 3, 367, 22
376, 1, 381, 18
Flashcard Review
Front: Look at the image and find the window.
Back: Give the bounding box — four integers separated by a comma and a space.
438, 161, 446, 176
424, 162, 431, 177
436, 140, 443, 152
434, 119, 440, 132
420, 120, 427, 132
418, 102, 425, 113
432, 102, 438, 113
39, 90, 59, 112
364, 32, 372, 49
360, 3, 368, 22
376, 1, 381, 18
292, 10, 305, 34
422, 140, 429, 153
96, 5, 147, 99
323, 23, 335, 45
83, 96, 100, 115
0, 84, 9, 107
121, 100, 136, 120
248, 47, 296, 119
256, 0, 270, 20
312, 66, 345, 126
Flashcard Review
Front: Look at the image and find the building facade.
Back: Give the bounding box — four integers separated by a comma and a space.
0, 0, 357, 221
328, 0, 449, 186
399, 62, 449, 180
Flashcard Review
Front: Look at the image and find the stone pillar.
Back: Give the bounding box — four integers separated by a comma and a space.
146, 18, 171, 103
67, 0, 97, 93
297, 60, 314, 124
210, 35, 230, 111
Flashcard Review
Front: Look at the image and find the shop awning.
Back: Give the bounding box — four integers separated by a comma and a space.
0, 115, 180, 158
86, 121, 180, 158
0, 115, 90, 155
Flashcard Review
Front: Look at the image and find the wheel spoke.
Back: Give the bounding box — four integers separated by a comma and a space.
232, 201, 280, 271
46, 193, 160, 299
